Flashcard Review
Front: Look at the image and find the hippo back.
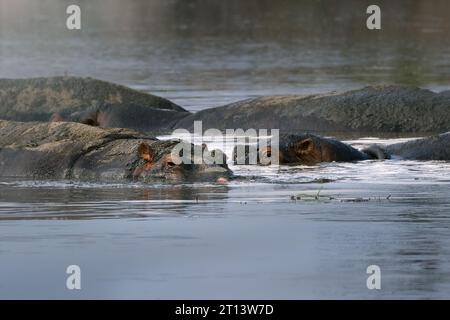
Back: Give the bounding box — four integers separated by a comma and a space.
0, 77, 190, 133
386, 133, 450, 160
0, 120, 145, 179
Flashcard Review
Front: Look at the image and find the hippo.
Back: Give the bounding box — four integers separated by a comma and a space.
50, 102, 189, 133
232, 132, 450, 165
0, 120, 231, 182
232, 133, 381, 165
0, 77, 190, 134
382, 132, 450, 161
3, 77, 450, 137
176, 85, 450, 136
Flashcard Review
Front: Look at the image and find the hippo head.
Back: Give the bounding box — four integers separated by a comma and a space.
232, 133, 363, 165
275, 134, 325, 165
132, 139, 231, 183
232, 134, 323, 165
272, 133, 367, 164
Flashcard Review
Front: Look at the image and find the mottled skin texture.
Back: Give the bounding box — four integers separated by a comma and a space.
176, 85, 450, 135
0, 121, 230, 182
0, 77, 190, 133
2, 78, 449, 136
2, 77, 449, 167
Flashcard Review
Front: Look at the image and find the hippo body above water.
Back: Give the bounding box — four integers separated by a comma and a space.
51, 102, 189, 134
233, 133, 382, 165
0, 121, 447, 184
0, 121, 231, 182
176, 85, 450, 136
1, 77, 449, 136
1, 77, 448, 171
233, 132, 450, 165
384, 132, 450, 161
0, 77, 190, 134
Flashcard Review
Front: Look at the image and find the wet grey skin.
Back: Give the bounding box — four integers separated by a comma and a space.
0, 77, 190, 134
2, 77, 449, 136
176, 85, 450, 135
0, 121, 231, 183
52, 103, 190, 135
233, 132, 450, 165
380, 132, 450, 161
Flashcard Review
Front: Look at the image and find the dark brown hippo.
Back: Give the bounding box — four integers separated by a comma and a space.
0, 77, 190, 134
0, 120, 231, 182
232, 133, 380, 165
232, 132, 450, 165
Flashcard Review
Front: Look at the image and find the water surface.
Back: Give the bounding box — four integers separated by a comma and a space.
0, 0, 449, 299
1, 0, 450, 110
0, 137, 449, 299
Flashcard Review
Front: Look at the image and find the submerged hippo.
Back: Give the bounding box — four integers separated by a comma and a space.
0, 77, 190, 133
0, 120, 230, 182
383, 132, 450, 161
232, 132, 450, 165
232, 133, 382, 165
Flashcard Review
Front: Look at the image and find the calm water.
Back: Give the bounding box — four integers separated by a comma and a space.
0, 137, 450, 299
0, 0, 450, 299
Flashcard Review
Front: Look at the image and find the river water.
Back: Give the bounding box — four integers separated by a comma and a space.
0, 0, 450, 299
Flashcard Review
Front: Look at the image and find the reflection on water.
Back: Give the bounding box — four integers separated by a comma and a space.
0, 137, 449, 299
1, 0, 450, 110
1, 0, 450, 299
0, 181, 231, 220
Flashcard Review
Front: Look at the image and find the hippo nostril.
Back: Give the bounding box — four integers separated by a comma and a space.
167, 161, 176, 167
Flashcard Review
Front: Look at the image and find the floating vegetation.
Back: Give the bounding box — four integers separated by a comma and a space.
300, 178, 335, 184
290, 190, 393, 203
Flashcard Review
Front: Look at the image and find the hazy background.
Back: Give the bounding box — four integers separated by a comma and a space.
1, 0, 450, 110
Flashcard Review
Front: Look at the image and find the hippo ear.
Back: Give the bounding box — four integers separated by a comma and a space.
261, 146, 272, 157
138, 143, 154, 162
81, 118, 99, 126
297, 138, 314, 154
80, 112, 99, 126
50, 112, 64, 122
